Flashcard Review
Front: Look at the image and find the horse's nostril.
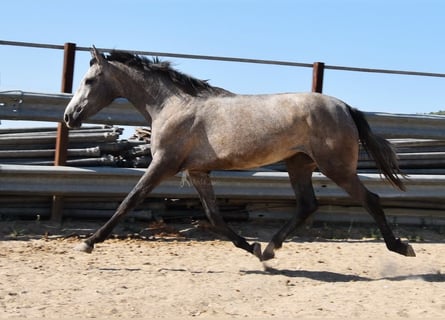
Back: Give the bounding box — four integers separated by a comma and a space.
64, 113, 70, 124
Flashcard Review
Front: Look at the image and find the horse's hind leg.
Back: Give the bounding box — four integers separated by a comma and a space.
324, 171, 415, 257
187, 171, 262, 259
263, 154, 318, 261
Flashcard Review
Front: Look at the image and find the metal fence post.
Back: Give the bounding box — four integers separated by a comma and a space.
51, 42, 76, 221
312, 62, 325, 93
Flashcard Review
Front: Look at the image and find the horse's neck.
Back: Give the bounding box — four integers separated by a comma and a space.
115, 67, 181, 120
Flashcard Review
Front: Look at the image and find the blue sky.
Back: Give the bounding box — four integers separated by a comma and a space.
1, 0, 445, 133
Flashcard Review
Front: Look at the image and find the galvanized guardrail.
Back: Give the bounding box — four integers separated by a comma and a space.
0, 91, 141, 125
0, 165, 444, 224
2, 91, 445, 139
0, 164, 443, 205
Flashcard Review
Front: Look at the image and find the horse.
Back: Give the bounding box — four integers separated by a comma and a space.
64, 47, 415, 261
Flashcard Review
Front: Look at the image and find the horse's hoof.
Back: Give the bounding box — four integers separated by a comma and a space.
262, 245, 275, 261
74, 241, 94, 253
392, 239, 416, 257
262, 250, 275, 261
252, 242, 262, 261
404, 244, 416, 257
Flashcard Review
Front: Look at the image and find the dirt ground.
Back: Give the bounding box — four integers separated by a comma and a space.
0, 219, 444, 319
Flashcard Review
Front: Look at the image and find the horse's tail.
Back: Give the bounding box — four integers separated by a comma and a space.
347, 105, 406, 191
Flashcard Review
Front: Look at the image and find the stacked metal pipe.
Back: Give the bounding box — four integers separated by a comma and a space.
0, 125, 151, 167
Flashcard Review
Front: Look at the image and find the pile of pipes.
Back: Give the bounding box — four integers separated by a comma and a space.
0, 125, 152, 167
359, 139, 445, 175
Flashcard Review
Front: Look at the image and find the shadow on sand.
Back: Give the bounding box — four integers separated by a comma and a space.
241, 266, 445, 283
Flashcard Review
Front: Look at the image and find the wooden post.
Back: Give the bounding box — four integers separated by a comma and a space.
312, 62, 325, 93
51, 42, 76, 221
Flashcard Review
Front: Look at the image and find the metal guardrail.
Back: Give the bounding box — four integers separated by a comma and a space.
365, 112, 445, 140
0, 164, 444, 202
0, 164, 444, 224
2, 91, 445, 139
0, 91, 140, 125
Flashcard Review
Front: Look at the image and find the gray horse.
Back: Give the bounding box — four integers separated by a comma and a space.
64, 47, 415, 261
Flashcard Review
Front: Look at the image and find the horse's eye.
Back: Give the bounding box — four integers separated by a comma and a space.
85, 78, 95, 85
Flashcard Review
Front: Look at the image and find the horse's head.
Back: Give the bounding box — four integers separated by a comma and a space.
64, 46, 117, 128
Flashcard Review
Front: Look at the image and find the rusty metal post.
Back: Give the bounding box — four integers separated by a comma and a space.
51, 42, 76, 221
312, 62, 325, 93
55, 42, 75, 165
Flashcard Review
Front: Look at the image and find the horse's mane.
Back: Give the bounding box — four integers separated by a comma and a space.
93, 51, 233, 97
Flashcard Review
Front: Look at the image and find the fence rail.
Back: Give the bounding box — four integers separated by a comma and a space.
3, 40, 445, 78
0, 164, 444, 224
2, 91, 445, 139
2, 164, 445, 199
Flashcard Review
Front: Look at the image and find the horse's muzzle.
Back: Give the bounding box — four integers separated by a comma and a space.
64, 112, 82, 129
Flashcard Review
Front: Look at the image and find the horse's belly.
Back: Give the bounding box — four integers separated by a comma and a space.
207, 136, 304, 170
230, 147, 299, 169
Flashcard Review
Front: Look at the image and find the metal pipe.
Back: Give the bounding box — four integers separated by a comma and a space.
0, 147, 101, 158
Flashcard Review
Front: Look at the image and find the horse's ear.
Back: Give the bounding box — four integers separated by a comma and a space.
91, 45, 107, 66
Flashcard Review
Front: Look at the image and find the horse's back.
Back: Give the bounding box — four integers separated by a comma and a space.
198, 92, 357, 144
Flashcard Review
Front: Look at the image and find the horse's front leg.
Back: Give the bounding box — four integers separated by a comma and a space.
187, 171, 262, 260
75, 158, 177, 253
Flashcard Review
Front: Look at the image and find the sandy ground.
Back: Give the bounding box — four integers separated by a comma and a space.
0, 220, 444, 319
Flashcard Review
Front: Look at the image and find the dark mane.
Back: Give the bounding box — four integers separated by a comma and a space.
94, 50, 233, 97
